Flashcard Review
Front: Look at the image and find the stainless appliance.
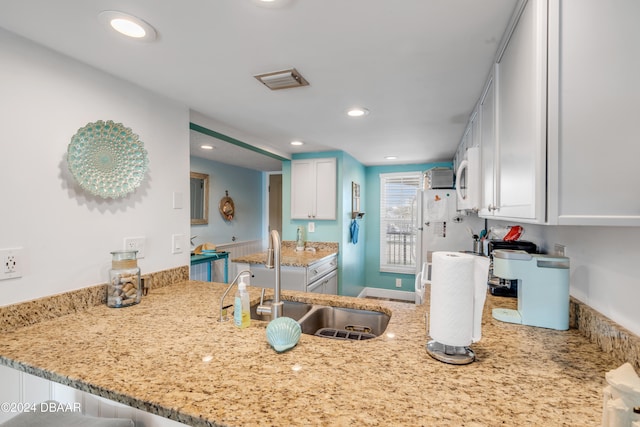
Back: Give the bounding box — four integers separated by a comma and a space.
424, 167, 454, 190
487, 240, 537, 297
492, 249, 570, 330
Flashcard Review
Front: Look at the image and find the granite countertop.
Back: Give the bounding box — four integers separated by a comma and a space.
0, 281, 619, 427
231, 241, 338, 268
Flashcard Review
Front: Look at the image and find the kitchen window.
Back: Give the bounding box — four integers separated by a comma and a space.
379, 172, 421, 273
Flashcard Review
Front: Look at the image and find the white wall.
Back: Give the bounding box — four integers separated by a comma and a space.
0, 29, 190, 305
489, 220, 640, 336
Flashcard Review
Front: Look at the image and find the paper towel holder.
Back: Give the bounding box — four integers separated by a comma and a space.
426, 340, 475, 365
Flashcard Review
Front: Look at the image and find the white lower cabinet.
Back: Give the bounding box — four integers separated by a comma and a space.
307, 269, 338, 295
236, 254, 338, 294
0, 365, 187, 426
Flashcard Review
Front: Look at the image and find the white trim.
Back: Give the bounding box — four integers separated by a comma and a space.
357, 287, 415, 302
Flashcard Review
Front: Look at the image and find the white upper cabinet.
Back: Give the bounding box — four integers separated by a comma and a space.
478, 68, 497, 217
291, 157, 337, 220
482, 0, 547, 223
546, 0, 640, 225
472, 0, 639, 226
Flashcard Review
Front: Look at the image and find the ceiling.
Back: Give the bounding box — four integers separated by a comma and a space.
0, 0, 518, 171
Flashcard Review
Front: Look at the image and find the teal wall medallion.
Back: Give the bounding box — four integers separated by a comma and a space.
67, 120, 149, 199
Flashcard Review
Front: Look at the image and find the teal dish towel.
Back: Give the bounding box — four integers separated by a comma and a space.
350, 219, 359, 244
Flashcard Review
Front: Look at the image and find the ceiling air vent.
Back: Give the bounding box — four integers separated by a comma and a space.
254, 68, 309, 90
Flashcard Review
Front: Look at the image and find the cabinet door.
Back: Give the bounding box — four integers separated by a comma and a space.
291, 158, 336, 220
313, 158, 336, 220
547, 0, 640, 225
479, 70, 497, 217
307, 270, 338, 295
323, 270, 338, 295
494, 0, 547, 222
291, 160, 315, 219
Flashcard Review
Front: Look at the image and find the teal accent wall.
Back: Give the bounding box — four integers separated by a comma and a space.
282, 151, 365, 296
340, 153, 367, 296
363, 162, 452, 292
282, 151, 344, 242
190, 156, 265, 245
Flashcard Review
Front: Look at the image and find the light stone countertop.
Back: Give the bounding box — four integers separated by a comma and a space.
0, 280, 619, 427
231, 241, 338, 268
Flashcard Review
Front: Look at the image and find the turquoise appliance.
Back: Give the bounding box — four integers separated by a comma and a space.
492, 249, 570, 330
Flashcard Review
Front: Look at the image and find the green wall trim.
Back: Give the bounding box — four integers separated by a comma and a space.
189, 122, 288, 162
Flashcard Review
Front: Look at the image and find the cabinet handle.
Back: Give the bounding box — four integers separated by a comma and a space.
488, 204, 497, 212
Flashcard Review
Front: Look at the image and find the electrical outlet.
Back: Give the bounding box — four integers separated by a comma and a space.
124, 237, 146, 258
1, 248, 23, 280
308, 222, 315, 233
395, 278, 402, 288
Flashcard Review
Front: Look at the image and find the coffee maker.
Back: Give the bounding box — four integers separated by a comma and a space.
491, 249, 570, 330
487, 240, 537, 297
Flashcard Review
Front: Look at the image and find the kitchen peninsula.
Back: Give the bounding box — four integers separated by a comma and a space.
0, 280, 625, 426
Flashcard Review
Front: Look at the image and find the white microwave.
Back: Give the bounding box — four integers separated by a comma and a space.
456, 146, 481, 211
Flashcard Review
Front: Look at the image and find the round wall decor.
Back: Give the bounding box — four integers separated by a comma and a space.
67, 120, 148, 199
219, 190, 235, 221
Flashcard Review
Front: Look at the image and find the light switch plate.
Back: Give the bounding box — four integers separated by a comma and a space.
308, 222, 315, 233
172, 192, 183, 209
172, 234, 184, 254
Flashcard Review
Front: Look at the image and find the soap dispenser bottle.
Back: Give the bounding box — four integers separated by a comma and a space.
234, 275, 251, 328
296, 226, 304, 251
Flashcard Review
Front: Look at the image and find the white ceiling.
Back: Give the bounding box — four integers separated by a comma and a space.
0, 0, 518, 171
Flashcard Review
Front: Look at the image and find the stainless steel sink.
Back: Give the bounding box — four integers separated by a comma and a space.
251, 299, 391, 341
298, 306, 390, 340
250, 300, 313, 321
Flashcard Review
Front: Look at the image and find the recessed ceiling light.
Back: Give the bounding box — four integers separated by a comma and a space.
200, 145, 214, 150
347, 107, 370, 117
290, 140, 304, 146
99, 11, 157, 42
385, 156, 398, 160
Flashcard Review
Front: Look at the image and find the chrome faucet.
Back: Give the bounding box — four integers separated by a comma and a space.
218, 269, 252, 322
256, 230, 284, 320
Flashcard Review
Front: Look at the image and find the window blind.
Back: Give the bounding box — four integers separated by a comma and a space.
379, 172, 422, 273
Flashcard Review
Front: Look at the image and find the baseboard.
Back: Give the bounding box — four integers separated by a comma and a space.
357, 287, 415, 302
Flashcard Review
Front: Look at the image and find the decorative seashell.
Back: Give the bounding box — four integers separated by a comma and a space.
266, 317, 301, 353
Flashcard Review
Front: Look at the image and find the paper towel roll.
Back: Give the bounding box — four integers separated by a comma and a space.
429, 252, 489, 347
